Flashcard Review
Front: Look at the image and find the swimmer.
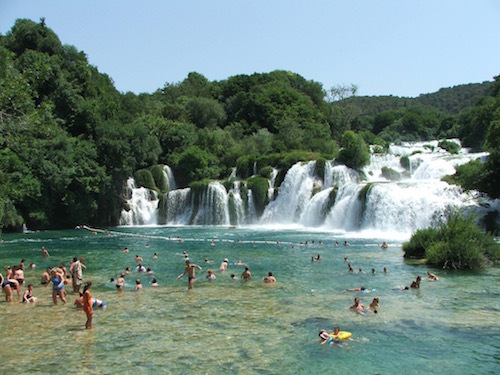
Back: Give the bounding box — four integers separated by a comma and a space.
369, 297, 380, 312
219, 258, 228, 272
410, 276, 421, 289
134, 279, 143, 291
177, 260, 202, 290
123, 247, 129, 253
135, 255, 143, 262
135, 263, 146, 272
151, 278, 159, 287
153, 252, 158, 260
116, 273, 125, 292
383, 267, 387, 273
319, 329, 330, 344
206, 270, 216, 280
343, 241, 350, 246
346, 286, 372, 293
41, 267, 51, 285
358, 268, 365, 274
427, 271, 439, 281
29, 261, 36, 269
349, 297, 365, 313
381, 241, 388, 249
231, 274, 238, 280
371, 268, 376, 274
146, 267, 154, 274
348, 263, 354, 273
262, 271, 276, 283
41, 246, 50, 257
241, 266, 252, 280
125, 267, 131, 274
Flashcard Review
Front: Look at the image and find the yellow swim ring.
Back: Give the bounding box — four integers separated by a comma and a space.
336, 331, 352, 340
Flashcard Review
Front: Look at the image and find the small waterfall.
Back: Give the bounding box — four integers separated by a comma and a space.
260, 161, 317, 224
228, 181, 245, 225
191, 182, 230, 225
164, 188, 192, 224
163, 165, 177, 191
119, 178, 158, 225
267, 168, 279, 200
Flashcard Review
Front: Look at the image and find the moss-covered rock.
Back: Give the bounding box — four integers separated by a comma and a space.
247, 176, 270, 217
381, 166, 401, 181
134, 169, 157, 190
150, 165, 169, 193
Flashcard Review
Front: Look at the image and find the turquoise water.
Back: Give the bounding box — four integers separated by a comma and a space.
0, 226, 498, 374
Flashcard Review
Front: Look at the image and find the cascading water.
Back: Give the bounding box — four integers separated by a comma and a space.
119, 178, 158, 225
119, 141, 494, 234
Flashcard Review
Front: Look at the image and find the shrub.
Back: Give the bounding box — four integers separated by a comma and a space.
337, 131, 370, 170
315, 158, 326, 180
258, 166, 274, 179
150, 165, 168, 193
403, 227, 441, 259
247, 176, 270, 217
134, 169, 157, 190
400, 156, 410, 170
438, 140, 460, 154
403, 211, 499, 269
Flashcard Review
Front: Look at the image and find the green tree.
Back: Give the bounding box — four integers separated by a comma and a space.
337, 130, 370, 170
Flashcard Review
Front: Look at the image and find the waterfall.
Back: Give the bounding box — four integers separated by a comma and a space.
163, 165, 177, 191
191, 182, 230, 225
260, 161, 318, 224
164, 188, 192, 225
119, 178, 158, 225
120, 143, 493, 234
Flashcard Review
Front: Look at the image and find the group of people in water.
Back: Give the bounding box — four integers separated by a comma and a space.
1, 235, 441, 335
317, 241, 440, 346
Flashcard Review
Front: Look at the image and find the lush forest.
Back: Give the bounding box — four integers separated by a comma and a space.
1, 19, 499, 231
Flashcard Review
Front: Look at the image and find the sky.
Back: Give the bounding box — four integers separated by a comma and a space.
1, 0, 499, 98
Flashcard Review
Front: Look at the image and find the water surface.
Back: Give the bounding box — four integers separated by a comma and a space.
0, 227, 498, 374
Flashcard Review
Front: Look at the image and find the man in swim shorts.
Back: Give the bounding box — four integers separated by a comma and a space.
177, 260, 202, 290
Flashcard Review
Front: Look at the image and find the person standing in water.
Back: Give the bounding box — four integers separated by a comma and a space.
82, 281, 93, 329
177, 260, 202, 290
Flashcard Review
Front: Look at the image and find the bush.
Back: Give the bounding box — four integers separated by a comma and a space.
258, 166, 274, 179
134, 169, 157, 190
315, 158, 326, 180
403, 211, 499, 269
337, 131, 370, 170
403, 227, 440, 259
438, 140, 460, 154
247, 176, 270, 217
400, 156, 410, 170
150, 165, 168, 193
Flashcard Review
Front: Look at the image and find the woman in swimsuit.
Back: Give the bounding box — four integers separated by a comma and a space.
51, 268, 66, 305
23, 284, 37, 303
82, 282, 93, 329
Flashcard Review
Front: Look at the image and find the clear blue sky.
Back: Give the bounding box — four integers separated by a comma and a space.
1, 0, 499, 97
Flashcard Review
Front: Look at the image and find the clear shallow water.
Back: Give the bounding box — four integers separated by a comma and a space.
0, 227, 498, 374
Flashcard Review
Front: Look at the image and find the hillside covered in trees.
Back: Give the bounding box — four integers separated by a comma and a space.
1, 19, 499, 231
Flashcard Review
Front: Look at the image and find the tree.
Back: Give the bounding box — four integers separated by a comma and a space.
337, 130, 370, 170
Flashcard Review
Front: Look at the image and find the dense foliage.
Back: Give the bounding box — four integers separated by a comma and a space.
402, 212, 499, 269
0, 19, 499, 231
